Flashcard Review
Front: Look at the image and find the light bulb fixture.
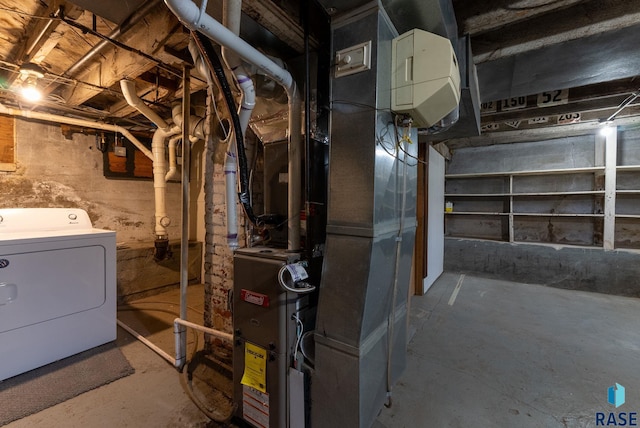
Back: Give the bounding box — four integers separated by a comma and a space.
18, 62, 45, 103
599, 122, 615, 137
20, 76, 41, 102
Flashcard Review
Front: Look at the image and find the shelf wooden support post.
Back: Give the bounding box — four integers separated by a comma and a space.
603, 127, 617, 250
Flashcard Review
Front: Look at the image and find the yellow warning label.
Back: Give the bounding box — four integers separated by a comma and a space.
241, 342, 267, 393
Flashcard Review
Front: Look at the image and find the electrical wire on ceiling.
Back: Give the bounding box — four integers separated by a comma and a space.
56, 8, 186, 81
0, 59, 120, 96
0, 6, 55, 19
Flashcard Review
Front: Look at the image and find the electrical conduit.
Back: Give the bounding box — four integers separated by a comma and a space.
164, 0, 302, 251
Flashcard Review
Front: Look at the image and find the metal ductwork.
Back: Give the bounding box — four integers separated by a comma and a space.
318, 0, 481, 140
311, 6, 418, 427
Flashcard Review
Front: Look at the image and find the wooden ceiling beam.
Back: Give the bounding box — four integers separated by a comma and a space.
242, 0, 318, 54
470, 0, 640, 63
58, 9, 185, 107
456, 0, 584, 36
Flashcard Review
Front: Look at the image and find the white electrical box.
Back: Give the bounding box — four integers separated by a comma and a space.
335, 40, 372, 78
391, 29, 461, 128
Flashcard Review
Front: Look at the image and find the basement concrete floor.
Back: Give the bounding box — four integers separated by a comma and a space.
6, 274, 640, 427
376, 272, 640, 428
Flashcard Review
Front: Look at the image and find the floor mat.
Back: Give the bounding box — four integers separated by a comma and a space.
0, 342, 134, 426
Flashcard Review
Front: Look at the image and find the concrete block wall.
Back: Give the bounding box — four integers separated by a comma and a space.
445, 238, 640, 297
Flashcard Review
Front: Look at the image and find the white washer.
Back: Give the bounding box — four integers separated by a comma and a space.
0, 208, 116, 381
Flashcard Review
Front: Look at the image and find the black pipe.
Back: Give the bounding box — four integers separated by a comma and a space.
191, 31, 258, 225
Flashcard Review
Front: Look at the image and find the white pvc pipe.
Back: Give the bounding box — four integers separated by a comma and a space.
165, 0, 293, 90
121, 80, 171, 131
0, 103, 153, 160
120, 79, 181, 239
188, 39, 214, 86
222, 0, 253, 249
165, 135, 181, 181
222, 0, 255, 135
117, 318, 176, 365
171, 103, 207, 141
173, 318, 233, 368
151, 127, 180, 238
175, 317, 234, 341
165, 0, 302, 250
224, 142, 239, 249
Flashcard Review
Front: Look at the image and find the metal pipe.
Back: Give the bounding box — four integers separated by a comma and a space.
24, 16, 56, 59
117, 319, 176, 365
179, 65, 191, 366
64, 0, 163, 78
165, 0, 302, 250
605, 91, 640, 122
0, 103, 153, 160
303, 0, 311, 254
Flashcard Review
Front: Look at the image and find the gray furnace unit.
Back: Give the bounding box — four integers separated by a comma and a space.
233, 247, 311, 428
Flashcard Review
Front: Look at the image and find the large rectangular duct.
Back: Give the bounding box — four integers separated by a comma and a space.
311, 6, 418, 428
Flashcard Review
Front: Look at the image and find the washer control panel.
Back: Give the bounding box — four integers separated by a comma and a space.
0, 208, 93, 233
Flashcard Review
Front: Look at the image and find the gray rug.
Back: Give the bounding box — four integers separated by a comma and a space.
0, 342, 134, 426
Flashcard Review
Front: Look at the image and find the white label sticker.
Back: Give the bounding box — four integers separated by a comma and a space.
500, 96, 527, 111
528, 117, 549, 125
537, 89, 569, 107
243, 386, 270, 428
286, 263, 309, 282
557, 113, 581, 124
480, 101, 497, 115
481, 123, 500, 132
505, 120, 521, 129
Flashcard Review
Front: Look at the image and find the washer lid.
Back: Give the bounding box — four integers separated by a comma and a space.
0, 208, 93, 233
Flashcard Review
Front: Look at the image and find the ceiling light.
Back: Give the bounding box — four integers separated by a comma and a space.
599, 121, 615, 136
18, 62, 45, 103
20, 78, 42, 102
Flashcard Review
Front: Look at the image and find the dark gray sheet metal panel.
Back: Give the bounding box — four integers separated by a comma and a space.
478, 23, 640, 102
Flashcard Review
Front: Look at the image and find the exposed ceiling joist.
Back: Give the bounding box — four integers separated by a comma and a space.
457, 0, 584, 36
470, 0, 640, 63
242, 0, 318, 53
59, 10, 185, 106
